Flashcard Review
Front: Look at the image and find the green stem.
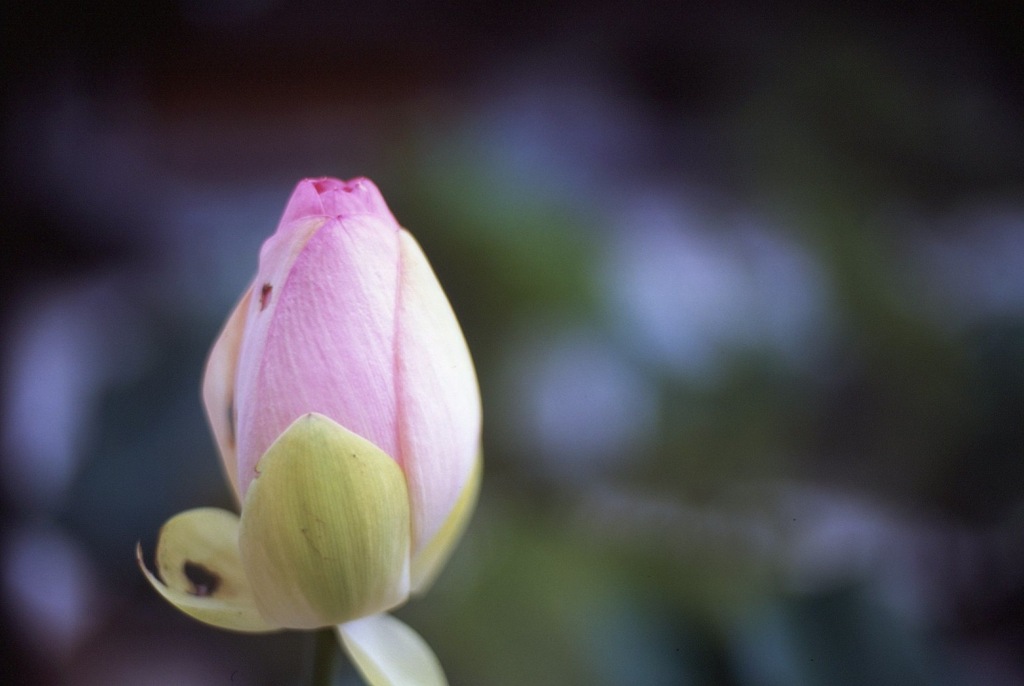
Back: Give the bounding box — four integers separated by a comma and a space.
310, 627, 338, 686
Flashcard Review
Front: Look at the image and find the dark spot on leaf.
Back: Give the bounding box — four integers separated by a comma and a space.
184, 561, 220, 596
260, 283, 272, 311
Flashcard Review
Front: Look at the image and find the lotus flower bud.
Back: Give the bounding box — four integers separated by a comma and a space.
140, 178, 481, 685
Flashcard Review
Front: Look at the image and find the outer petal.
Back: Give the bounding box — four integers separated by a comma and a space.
137, 508, 277, 633
410, 450, 481, 594
395, 230, 482, 557
238, 413, 410, 629
338, 613, 447, 686
278, 179, 329, 227
201, 287, 253, 501
234, 214, 401, 496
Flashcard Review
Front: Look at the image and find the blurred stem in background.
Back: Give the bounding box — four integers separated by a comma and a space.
311, 628, 338, 686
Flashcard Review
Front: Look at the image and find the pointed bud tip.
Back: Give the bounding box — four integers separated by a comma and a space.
291, 176, 395, 224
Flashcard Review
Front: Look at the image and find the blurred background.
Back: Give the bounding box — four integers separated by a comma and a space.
2, 1, 1023, 684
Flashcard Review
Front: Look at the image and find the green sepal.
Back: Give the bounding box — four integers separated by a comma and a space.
137, 507, 278, 633
239, 413, 411, 629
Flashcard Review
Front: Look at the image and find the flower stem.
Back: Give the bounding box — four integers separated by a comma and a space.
310, 627, 338, 686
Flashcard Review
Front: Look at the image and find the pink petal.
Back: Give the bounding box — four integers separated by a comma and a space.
233, 214, 402, 495
277, 180, 328, 227
279, 177, 397, 227
394, 230, 481, 553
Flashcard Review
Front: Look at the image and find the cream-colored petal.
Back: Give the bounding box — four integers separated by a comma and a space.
201, 287, 253, 502
410, 449, 481, 594
238, 413, 411, 629
338, 613, 447, 686
137, 507, 277, 633
394, 230, 481, 556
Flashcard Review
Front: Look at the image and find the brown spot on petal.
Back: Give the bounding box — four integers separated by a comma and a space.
259, 283, 272, 311
226, 397, 236, 448
184, 561, 220, 597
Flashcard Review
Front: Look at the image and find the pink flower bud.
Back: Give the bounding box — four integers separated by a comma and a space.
202, 177, 481, 592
